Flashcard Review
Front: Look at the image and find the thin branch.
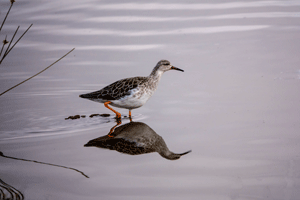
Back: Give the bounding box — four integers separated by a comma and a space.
0, 48, 75, 97
4, 26, 19, 56
4, 24, 32, 57
0, 24, 33, 64
0, 151, 89, 179
0, 2, 14, 32
0, 35, 8, 57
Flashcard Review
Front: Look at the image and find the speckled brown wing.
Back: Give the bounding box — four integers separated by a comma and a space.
79, 77, 147, 101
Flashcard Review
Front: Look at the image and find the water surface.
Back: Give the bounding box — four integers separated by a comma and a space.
1, 0, 300, 199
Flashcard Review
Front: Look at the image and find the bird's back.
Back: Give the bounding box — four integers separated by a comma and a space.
79, 76, 148, 101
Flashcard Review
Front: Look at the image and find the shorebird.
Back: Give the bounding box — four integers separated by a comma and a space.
84, 122, 191, 160
79, 60, 184, 120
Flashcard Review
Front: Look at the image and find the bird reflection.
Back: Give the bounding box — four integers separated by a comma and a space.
84, 122, 191, 160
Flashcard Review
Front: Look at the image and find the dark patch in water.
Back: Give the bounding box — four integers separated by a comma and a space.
65, 114, 111, 120
65, 115, 80, 120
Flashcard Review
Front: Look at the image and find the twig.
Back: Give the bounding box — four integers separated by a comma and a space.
4, 26, 19, 56
0, 151, 89, 178
0, 24, 33, 64
0, 36, 8, 57
4, 24, 32, 57
0, 2, 14, 32
0, 48, 75, 97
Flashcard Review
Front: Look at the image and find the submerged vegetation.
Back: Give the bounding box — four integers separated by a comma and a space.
0, 178, 24, 200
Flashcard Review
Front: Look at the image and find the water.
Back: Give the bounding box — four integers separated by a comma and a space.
1, 0, 300, 199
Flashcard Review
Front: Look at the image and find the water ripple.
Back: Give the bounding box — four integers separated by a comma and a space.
84, 12, 300, 23
94, 1, 300, 10
0, 114, 147, 141
34, 25, 270, 37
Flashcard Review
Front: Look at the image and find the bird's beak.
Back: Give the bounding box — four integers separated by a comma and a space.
179, 150, 192, 156
171, 66, 184, 72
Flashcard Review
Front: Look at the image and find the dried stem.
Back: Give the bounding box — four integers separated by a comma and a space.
0, 36, 8, 57
0, 48, 75, 97
0, 178, 24, 200
0, 2, 14, 32
0, 24, 33, 64
4, 26, 19, 56
0, 151, 89, 179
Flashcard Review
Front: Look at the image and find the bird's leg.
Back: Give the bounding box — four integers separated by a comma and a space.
129, 110, 132, 122
104, 101, 121, 119
104, 101, 122, 137
107, 118, 122, 137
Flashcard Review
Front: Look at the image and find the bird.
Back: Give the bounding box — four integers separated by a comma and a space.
84, 122, 191, 160
79, 60, 184, 120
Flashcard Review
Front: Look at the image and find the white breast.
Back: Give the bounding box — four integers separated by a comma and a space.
110, 88, 154, 110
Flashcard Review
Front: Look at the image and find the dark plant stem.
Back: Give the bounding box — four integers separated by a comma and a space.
0, 24, 33, 64
0, 151, 89, 179
0, 178, 24, 200
0, 48, 75, 97
0, 2, 14, 32
0, 35, 8, 57
4, 26, 19, 56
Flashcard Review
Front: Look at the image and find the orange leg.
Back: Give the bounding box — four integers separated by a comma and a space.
129, 110, 132, 122
104, 101, 121, 119
107, 118, 122, 137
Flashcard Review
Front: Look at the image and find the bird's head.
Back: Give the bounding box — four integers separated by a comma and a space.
156, 60, 184, 73
150, 60, 184, 77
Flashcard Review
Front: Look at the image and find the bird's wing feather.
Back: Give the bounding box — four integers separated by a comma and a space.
80, 77, 147, 101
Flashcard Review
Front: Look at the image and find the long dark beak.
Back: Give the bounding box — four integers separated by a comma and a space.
171, 66, 184, 72
179, 150, 192, 156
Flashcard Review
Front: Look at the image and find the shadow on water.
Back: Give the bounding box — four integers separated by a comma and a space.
0, 178, 24, 200
0, 151, 89, 178
85, 121, 191, 160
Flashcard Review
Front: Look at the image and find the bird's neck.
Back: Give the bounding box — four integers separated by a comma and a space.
159, 150, 180, 160
148, 70, 163, 84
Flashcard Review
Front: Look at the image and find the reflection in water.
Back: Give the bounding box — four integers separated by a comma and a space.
0, 178, 24, 200
85, 122, 191, 160
0, 151, 89, 178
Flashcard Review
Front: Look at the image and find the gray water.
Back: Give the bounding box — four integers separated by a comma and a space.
1, 0, 300, 199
